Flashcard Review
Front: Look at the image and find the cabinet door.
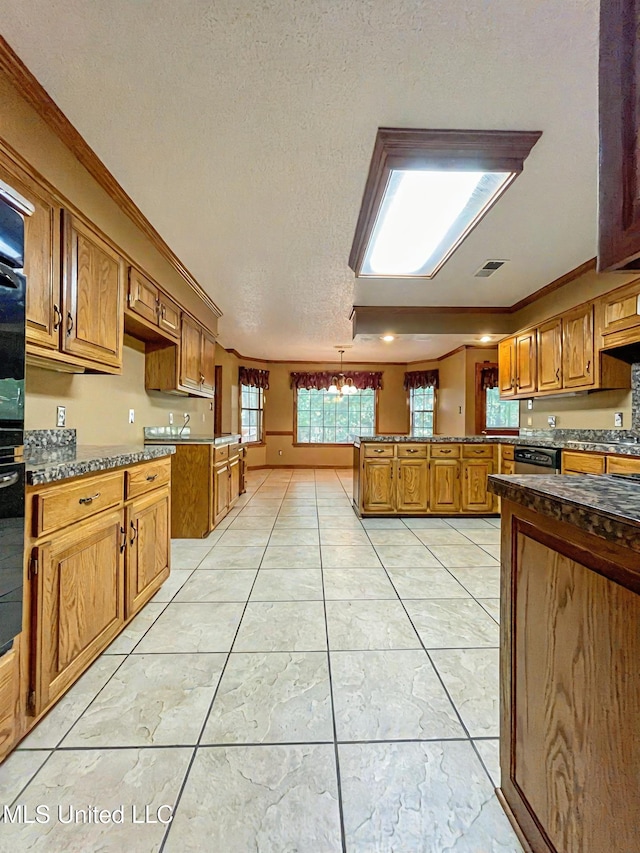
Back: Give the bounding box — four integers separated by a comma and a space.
515, 331, 537, 395
396, 459, 428, 513
462, 460, 495, 513
61, 212, 124, 368
214, 462, 230, 525
180, 315, 203, 392
537, 318, 563, 392
228, 456, 240, 510
562, 304, 594, 388
362, 459, 395, 513
200, 330, 216, 396
429, 460, 460, 513
158, 292, 181, 340
31, 510, 125, 715
0, 160, 61, 350
126, 488, 170, 617
128, 267, 159, 325
498, 338, 516, 397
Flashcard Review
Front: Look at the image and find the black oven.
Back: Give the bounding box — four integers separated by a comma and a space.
0, 180, 32, 656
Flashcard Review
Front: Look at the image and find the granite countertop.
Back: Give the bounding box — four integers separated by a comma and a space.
488, 473, 640, 552
25, 444, 175, 486
143, 427, 241, 446
354, 434, 640, 456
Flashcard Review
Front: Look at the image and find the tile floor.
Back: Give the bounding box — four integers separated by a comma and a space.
0, 468, 522, 852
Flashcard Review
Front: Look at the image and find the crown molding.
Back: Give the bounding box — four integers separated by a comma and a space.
0, 36, 222, 319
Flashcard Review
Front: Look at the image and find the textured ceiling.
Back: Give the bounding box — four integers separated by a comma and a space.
1, 0, 598, 360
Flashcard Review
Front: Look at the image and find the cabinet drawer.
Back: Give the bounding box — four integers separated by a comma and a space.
215, 445, 230, 462
462, 444, 495, 459
429, 445, 460, 458
228, 443, 240, 460
606, 455, 640, 474
397, 444, 428, 458
502, 460, 516, 475
125, 457, 171, 499
363, 444, 395, 457
501, 445, 515, 461
561, 451, 606, 475
33, 471, 124, 537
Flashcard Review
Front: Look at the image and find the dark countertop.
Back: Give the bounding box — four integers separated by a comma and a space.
25, 444, 175, 486
488, 473, 640, 552
143, 427, 241, 446
354, 435, 640, 456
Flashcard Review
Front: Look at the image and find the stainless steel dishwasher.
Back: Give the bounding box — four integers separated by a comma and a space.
513, 446, 562, 474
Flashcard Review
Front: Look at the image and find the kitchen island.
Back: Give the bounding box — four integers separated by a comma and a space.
487, 473, 640, 853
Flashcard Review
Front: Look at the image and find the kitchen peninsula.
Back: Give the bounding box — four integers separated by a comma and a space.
488, 472, 640, 853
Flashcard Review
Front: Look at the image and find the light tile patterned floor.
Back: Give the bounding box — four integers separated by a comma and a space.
0, 468, 521, 852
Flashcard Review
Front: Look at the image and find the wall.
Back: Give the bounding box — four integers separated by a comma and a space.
26, 337, 213, 443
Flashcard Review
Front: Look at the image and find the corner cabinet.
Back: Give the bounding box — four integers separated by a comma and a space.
356, 443, 496, 516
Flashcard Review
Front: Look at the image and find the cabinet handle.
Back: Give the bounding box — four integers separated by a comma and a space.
406, 448, 418, 453
130, 520, 138, 545
465, 470, 469, 480
510, 378, 515, 388
200, 374, 205, 384
79, 492, 101, 505
119, 525, 127, 553
161, 305, 167, 320
457, 467, 460, 478
586, 360, 591, 373
66, 312, 74, 337
53, 303, 62, 331
440, 449, 452, 454
146, 473, 158, 482
555, 367, 560, 381
374, 448, 385, 453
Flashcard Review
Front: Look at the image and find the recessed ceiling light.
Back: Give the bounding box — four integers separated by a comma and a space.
349, 128, 541, 279
480, 335, 492, 343
381, 334, 395, 342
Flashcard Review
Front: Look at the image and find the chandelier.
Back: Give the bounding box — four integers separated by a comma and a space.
327, 349, 358, 398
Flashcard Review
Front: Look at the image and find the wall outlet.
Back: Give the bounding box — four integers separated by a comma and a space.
615, 411, 623, 427
128, 409, 135, 424
168, 412, 173, 425
527, 416, 532, 426
548, 416, 557, 428
56, 405, 66, 427
209, 401, 214, 411
527, 399, 533, 410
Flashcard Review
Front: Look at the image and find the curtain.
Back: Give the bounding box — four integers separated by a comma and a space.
290, 371, 383, 390
239, 367, 270, 389
480, 365, 499, 390
403, 370, 439, 390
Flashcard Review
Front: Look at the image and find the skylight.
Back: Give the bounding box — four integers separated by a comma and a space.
349, 129, 541, 279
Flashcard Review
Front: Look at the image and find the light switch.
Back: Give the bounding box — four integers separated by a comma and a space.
128, 409, 135, 424
548, 416, 556, 428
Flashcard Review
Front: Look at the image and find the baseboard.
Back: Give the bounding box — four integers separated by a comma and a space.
247, 464, 351, 470
495, 788, 533, 853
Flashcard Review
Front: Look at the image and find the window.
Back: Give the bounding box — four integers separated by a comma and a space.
349, 128, 541, 279
296, 388, 375, 443
485, 386, 519, 430
409, 387, 435, 437
240, 384, 264, 443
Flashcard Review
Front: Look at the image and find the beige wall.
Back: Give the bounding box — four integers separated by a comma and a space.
26, 337, 213, 443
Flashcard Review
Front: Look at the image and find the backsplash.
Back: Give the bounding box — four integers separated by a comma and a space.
632, 363, 640, 431
24, 429, 76, 451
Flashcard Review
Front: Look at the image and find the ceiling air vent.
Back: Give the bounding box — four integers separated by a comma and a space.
474, 259, 508, 277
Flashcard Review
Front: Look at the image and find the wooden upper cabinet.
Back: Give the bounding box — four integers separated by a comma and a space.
128, 267, 159, 325
61, 212, 124, 368
201, 330, 216, 395
562, 303, 594, 388
597, 278, 640, 343
179, 315, 203, 392
537, 318, 563, 392
0, 158, 60, 350
598, 0, 640, 271
158, 292, 180, 340
498, 337, 516, 397
515, 331, 537, 395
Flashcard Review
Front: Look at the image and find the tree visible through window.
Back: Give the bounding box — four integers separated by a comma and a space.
410, 387, 435, 436
485, 386, 519, 429
296, 388, 375, 443
240, 384, 263, 443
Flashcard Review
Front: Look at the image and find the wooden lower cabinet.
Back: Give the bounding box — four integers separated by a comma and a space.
125, 487, 170, 617
214, 461, 230, 526
429, 460, 460, 513
462, 460, 495, 513
500, 502, 640, 853
396, 459, 428, 512
362, 458, 395, 513
0, 648, 19, 762
561, 451, 606, 475
229, 454, 241, 509
31, 509, 125, 715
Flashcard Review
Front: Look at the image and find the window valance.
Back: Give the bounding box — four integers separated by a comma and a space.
480, 365, 499, 390
403, 370, 439, 390
239, 367, 270, 389
290, 371, 383, 391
